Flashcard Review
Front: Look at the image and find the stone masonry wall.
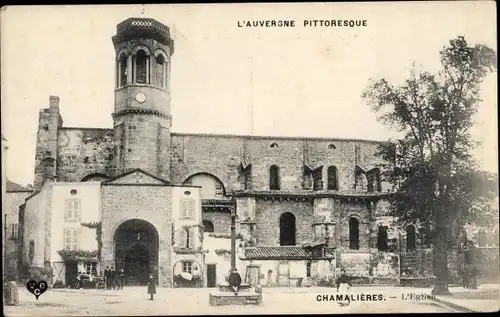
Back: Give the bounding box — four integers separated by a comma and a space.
202, 211, 231, 234
56, 128, 114, 182
169, 134, 392, 193
100, 185, 173, 287
254, 198, 314, 246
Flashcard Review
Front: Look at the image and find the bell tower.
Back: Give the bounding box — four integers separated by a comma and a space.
111, 18, 174, 179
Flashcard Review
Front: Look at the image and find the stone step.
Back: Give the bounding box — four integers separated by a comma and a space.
209, 291, 262, 306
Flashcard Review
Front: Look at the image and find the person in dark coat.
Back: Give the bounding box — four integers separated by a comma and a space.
118, 269, 125, 290
336, 269, 352, 307
104, 266, 111, 290
147, 273, 156, 300
228, 269, 242, 295
110, 267, 117, 290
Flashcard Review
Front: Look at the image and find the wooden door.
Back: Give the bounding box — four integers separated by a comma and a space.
206, 264, 217, 288
278, 262, 290, 287
246, 266, 260, 286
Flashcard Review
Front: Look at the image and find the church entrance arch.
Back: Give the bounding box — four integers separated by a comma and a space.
114, 219, 159, 286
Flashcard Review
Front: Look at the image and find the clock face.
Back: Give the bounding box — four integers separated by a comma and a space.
135, 93, 146, 103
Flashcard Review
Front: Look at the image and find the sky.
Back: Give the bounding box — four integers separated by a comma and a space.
1, 2, 497, 186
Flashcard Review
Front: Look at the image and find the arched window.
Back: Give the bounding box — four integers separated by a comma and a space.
155, 54, 166, 88
377, 226, 389, 251
406, 225, 416, 251
119, 53, 128, 87
279, 212, 296, 246
135, 50, 148, 84
327, 166, 338, 190
269, 165, 280, 190
367, 168, 381, 193
349, 217, 360, 250
477, 230, 487, 247
270, 143, 279, 148
183, 173, 225, 199
202, 220, 214, 233
327, 144, 336, 150
355, 170, 368, 191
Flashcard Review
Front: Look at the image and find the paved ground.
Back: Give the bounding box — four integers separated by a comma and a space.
433, 283, 499, 313
4, 286, 459, 316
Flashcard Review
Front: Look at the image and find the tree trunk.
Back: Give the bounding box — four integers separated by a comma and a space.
432, 226, 451, 295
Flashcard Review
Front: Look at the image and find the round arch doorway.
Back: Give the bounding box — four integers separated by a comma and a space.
114, 219, 159, 286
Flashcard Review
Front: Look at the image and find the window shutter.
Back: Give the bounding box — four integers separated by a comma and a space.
174, 261, 182, 275
179, 230, 187, 248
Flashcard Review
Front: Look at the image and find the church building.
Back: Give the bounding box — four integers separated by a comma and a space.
19, 17, 434, 288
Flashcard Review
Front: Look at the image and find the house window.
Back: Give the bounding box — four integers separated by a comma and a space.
327, 166, 338, 190
269, 165, 280, 190
327, 144, 336, 150
179, 228, 191, 248
477, 230, 487, 247
135, 50, 148, 84
65, 199, 81, 222
182, 261, 193, 274
64, 228, 80, 251
306, 262, 312, 277
10, 223, 18, 240
203, 220, 214, 233
377, 226, 389, 251
279, 212, 296, 246
349, 217, 360, 250
270, 143, 279, 148
180, 198, 195, 219
215, 182, 224, 197
406, 225, 416, 251
85, 262, 97, 275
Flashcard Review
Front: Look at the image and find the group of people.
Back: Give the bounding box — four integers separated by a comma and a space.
104, 266, 126, 290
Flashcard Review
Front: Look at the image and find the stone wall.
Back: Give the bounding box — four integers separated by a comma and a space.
57, 128, 114, 182
254, 198, 314, 246
100, 184, 174, 287
202, 211, 231, 234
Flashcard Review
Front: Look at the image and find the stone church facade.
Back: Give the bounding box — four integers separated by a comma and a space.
22, 17, 435, 288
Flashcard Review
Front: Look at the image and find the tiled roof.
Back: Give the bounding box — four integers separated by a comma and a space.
6, 180, 33, 192
244, 246, 321, 260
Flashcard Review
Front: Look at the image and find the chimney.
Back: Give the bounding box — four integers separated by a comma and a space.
49, 95, 60, 109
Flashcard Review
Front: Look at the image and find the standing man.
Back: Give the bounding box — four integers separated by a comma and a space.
147, 273, 156, 300
118, 269, 125, 290
336, 269, 352, 307
104, 266, 111, 290
110, 267, 117, 290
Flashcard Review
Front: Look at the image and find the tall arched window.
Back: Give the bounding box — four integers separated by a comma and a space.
377, 226, 389, 251
327, 166, 338, 190
119, 53, 128, 87
279, 212, 296, 246
269, 165, 280, 190
406, 225, 416, 251
367, 168, 381, 192
202, 220, 214, 233
155, 54, 166, 88
349, 217, 360, 250
135, 50, 148, 84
